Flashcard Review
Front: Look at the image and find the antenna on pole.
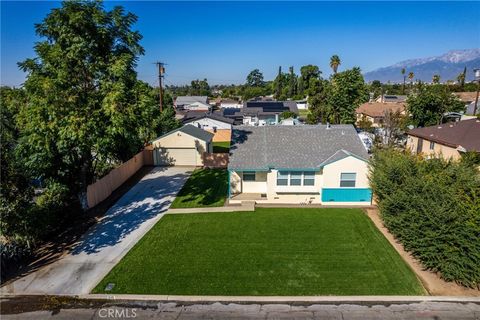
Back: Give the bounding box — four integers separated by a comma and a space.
155, 62, 166, 112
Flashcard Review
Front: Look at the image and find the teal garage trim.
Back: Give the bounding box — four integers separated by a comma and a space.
321, 188, 372, 202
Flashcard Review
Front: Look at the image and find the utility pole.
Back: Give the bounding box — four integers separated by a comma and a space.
155, 62, 165, 112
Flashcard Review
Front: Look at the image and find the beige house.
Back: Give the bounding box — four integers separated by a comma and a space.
228, 125, 371, 205
150, 125, 213, 166
355, 102, 405, 127
406, 118, 480, 160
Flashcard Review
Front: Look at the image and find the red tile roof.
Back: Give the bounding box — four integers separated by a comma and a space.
407, 119, 480, 152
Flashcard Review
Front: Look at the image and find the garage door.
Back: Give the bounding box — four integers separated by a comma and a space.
153, 147, 197, 166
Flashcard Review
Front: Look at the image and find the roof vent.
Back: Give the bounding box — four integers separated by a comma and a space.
437, 126, 442, 129
326, 122, 331, 129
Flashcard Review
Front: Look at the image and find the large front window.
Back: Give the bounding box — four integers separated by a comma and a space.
243, 171, 256, 181
276, 171, 316, 186
340, 173, 356, 187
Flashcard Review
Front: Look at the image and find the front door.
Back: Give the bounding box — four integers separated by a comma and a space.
416, 138, 423, 154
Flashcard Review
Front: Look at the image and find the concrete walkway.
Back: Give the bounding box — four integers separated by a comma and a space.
1, 167, 194, 295
166, 200, 255, 214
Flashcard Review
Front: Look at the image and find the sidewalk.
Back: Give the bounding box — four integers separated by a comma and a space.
166, 201, 255, 214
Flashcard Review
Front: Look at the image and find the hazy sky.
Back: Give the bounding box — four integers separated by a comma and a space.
1, 1, 479, 86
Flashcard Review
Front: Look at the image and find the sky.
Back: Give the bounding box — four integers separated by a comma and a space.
1, 1, 479, 87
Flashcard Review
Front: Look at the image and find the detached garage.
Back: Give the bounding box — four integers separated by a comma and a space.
151, 125, 214, 166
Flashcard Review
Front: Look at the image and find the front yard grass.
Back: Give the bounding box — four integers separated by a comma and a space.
170, 168, 227, 208
212, 141, 230, 153
93, 208, 425, 296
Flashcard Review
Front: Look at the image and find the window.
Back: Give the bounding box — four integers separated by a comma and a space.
277, 171, 289, 186
340, 173, 356, 187
243, 171, 256, 181
303, 172, 315, 186
277, 171, 316, 186
290, 172, 302, 186
429, 141, 435, 150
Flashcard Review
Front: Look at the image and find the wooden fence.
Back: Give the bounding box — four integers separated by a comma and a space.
203, 153, 229, 168
86, 149, 153, 208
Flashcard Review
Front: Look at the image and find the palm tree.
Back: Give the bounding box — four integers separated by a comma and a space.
330, 55, 341, 74
432, 74, 440, 84
401, 68, 406, 94
408, 72, 415, 91
457, 68, 466, 89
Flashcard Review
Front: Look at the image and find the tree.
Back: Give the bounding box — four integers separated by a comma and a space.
457, 67, 466, 89
406, 84, 465, 127
280, 110, 297, 120
381, 109, 407, 146
330, 55, 341, 74
16, 1, 148, 209
189, 78, 210, 96
408, 72, 415, 86
432, 74, 441, 84
275, 66, 283, 99
288, 66, 297, 98
299, 65, 321, 97
246, 69, 264, 87
401, 68, 406, 94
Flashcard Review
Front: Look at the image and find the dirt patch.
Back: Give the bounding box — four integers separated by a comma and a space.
366, 208, 480, 297
1, 166, 153, 286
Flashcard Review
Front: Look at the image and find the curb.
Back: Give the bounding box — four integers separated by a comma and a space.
2, 294, 480, 305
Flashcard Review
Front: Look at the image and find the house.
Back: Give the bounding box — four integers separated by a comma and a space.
356, 102, 405, 127
375, 95, 407, 103
296, 99, 309, 110
241, 101, 299, 126
220, 98, 242, 109
228, 125, 371, 205
279, 117, 302, 126
182, 112, 233, 142
150, 125, 213, 166
453, 92, 479, 115
175, 96, 210, 111
406, 118, 480, 160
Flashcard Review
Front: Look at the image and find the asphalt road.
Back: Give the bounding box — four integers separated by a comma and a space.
1, 167, 194, 295
2, 301, 480, 319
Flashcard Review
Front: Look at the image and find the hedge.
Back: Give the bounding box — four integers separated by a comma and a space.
369, 149, 480, 288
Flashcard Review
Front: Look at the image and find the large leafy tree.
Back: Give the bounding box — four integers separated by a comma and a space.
16, 1, 147, 209
245, 69, 264, 87
406, 84, 465, 127
189, 78, 211, 96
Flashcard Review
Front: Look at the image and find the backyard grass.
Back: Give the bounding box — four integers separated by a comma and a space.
212, 141, 230, 153
170, 168, 228, 208
93, 208, 425, 296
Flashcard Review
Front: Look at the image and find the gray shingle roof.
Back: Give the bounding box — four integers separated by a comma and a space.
180, 124, 214, 141
175, 96, 208, 106
228, 125, 368, 170
182, 112, 234, 125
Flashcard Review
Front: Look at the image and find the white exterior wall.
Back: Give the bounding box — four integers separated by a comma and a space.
221, 103, 242, 109
229, 156, 370, 205
187, 118, 232, 130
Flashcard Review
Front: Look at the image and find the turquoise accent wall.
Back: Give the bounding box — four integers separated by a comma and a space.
321, 188, 372, 202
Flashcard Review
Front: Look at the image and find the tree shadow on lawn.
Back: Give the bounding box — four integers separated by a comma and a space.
175, 169, 228, 206
70, 168, 191, 255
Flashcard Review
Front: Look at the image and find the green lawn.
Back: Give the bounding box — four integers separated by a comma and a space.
170, 168, 227, 208
93, 208, 425, 296
212, 141, 230, 153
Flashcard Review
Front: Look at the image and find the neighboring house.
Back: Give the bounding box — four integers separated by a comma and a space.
228, 125, 371, 205
182, 112, 233, 142
279, 117, 302, 126
406, 118, 480, 160
175, 96, 209, 110
453, 92, 479, 115
296, 99, 309, 110
241, 101, 299, 126
356, 102, 405, 127
375, 95, 407, 103
150, 125, 213, 166
220, 98, 243, 109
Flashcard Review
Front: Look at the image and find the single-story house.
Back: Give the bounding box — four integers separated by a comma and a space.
182, 112, 233, 142
220, 98, 243, 109
175, 96, 209, 111
296, 99, 309, 110
356, 102, 405, 127
453, 92, 479, 115
151, 125, 213, 166
375, 95, 407, 103
279, 117, 302, 126
406, 118, 480, 160
241, 101, 299, 126
228, 125, 371, 205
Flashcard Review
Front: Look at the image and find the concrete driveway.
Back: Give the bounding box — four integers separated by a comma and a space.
1, 166, 194, 295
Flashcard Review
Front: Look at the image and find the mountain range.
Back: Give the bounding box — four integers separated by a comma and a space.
363, 49, 480, 83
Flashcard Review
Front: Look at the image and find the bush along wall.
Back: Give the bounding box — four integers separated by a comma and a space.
369, 149, 480, 289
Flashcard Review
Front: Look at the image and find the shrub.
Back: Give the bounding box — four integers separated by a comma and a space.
369, 149, 480, 288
